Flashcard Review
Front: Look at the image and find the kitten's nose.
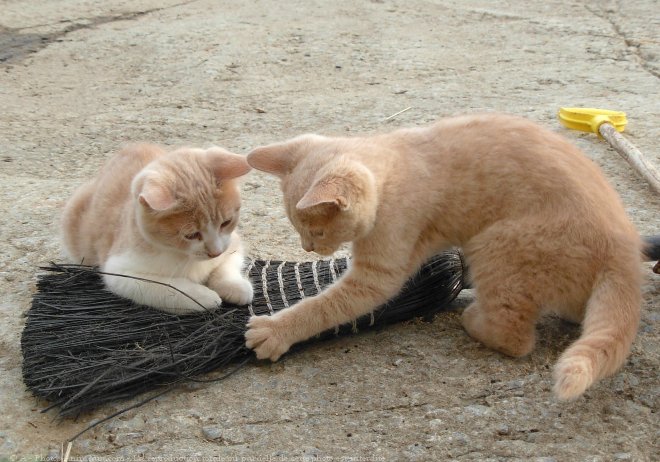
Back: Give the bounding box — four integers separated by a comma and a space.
207, 250, 222, 258
302, 243, 314, 252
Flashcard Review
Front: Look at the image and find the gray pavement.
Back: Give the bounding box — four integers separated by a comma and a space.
0, 0, 658, 460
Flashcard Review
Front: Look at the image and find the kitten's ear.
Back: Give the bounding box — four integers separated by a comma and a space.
247, 142, 295, 178
206, 147, 252, 180
296, 177, 350, 211
138, 181, 176, 211
248, 134, 324, 177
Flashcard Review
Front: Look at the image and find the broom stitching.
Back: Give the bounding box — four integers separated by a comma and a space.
294, 262, 305, 301
327, 259, 345, 335
261, 260, 273, 314
243, 260, 256, 316
311, 260, 322, 294
277, 261, 289, 308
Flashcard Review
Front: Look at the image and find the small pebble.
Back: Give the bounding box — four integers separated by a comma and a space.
614, 453, 632, 460
202, 425, 222, 440
465, 404, 491, 416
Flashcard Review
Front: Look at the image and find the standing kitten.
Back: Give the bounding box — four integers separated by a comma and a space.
245, 113, 642, 401
61, 143, 254, 314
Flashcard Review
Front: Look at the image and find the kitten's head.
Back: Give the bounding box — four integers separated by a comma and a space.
247, 135, 377, 256
132, 147, 251, 259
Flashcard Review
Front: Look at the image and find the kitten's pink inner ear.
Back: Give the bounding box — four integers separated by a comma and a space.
296, 182, 350, 211
247, 144, 292, 177
139, 183, 176, 211
206, 149, 252, 180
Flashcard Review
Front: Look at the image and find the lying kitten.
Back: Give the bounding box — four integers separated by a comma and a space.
61, 143, 254, 314
245, 113, 642, 401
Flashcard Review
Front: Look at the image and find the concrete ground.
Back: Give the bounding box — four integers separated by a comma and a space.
1, 0, 658, 460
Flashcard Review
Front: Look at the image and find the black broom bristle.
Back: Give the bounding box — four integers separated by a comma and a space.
21, 249, 466, 417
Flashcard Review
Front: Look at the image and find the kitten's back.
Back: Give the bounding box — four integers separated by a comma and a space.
61, 143, 165, 265
382, 114, 635, 239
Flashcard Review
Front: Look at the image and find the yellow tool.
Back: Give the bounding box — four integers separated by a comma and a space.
558, 107, 659, 194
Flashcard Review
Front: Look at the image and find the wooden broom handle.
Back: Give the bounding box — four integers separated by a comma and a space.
645, 235, 660, 274
646, 235, 660, 260
598, 123, 660, 194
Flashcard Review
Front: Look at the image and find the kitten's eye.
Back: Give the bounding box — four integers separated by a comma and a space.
220, 219, 232, 228
184, 232, 202, 240
311, 230, 325, 238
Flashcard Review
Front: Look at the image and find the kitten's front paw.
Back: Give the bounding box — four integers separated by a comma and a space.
210, 277, 254, 305
245, 315, 292, 361
179, 286, 223, 313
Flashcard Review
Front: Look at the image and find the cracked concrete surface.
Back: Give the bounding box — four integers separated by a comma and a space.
0, 0, 658, 460
582, 4, 660, 79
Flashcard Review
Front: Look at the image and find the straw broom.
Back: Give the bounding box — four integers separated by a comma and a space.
21, 249, 467, 418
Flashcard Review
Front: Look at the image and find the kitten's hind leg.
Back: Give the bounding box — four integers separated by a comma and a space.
461, 294, 538, 357
461, 227, 546, 357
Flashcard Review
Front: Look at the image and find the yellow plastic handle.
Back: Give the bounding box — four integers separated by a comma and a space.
558, 107, 627, 134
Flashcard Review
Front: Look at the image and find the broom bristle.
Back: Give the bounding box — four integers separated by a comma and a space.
21, 250, 466, 417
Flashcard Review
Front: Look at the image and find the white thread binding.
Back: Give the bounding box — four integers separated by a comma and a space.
243, 259, 255, 279
311, 260, 322, 295
310, 260, 326, 339
244, 259, 255, 316
277, 261, 288, 308
327, 259, 345, 335
262, 260, 273, 314
328, 258, 337, 283
294, 262, 305, 299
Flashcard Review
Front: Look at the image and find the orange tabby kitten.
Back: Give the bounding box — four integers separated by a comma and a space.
245, 113, 642, 401
62, 143, 254, 314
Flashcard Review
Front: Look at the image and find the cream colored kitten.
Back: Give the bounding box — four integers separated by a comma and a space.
245, 113, 643, 401
61, 143, 254, 314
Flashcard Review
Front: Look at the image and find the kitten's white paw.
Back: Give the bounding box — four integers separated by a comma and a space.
245, 315, 292, 361
177, 286, 223, 313
209, 277, 254, 305
103, 273, 222, 315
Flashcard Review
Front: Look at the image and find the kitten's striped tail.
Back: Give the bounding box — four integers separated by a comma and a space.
552, 262, 642, 401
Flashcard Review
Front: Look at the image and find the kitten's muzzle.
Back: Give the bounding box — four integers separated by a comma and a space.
313, 246, 336, 256
302, 240, 334, 255
302, 243, 314, 252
